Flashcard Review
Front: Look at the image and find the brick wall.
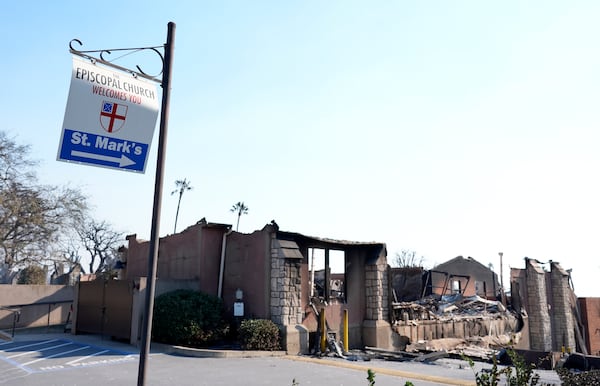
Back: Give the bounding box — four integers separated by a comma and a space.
579, 297, 600, 356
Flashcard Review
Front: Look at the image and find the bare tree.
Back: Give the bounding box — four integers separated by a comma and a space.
51, 238, 84, 276
76, 219, 123, 274
230, 201, 249, 231
0, 132, 88, 281
0, 131, 35, 183
171, 178, 193, 233
393, 249, 425, 268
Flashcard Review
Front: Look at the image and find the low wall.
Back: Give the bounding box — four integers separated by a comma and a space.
0, 285, 74, 329
393, 316, 519, 349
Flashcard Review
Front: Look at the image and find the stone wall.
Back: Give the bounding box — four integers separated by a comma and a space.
512, 259, 583, 353
526, 258, 552, 351
365, 261, 389, 321
270, 240, 302, 327
550, 262, 576, 351
269, 237, 306, 354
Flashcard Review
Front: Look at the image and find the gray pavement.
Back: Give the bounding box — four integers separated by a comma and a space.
0, 329, 561, 385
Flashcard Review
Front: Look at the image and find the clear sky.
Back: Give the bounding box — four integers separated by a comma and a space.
3, 1, 600, 296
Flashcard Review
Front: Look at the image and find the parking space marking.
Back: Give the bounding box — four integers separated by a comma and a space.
22, 345, 90, 366
3, 339, 59, 352
7, 341, 73, 359
66, 349, 109, 365
0, 339, 137, 374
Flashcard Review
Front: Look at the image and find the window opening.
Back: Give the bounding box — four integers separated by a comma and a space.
329, 250, 345, 301
308, 248, 346, 302
475, 280, 487, 297
451, 279, 461, 294
308, 248, 325, 298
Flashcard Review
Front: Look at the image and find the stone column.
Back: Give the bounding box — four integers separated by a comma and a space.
550, 262, 575, 352
525, 258, 552, 351
363, 260, 391, 349
270, 249, 302, 326
364, 262, 388, 320
270, 237, 306, 353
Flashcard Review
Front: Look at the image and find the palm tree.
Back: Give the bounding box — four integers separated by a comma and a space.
230, 201, 249, 231
171, 178, 193, 233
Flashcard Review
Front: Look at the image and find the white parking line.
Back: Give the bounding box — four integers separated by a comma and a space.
4, 339, 58, 352
66, 349, 110, 365
22, 345, 91, 366
0, 340, 137, 374
7, 341, 73, 359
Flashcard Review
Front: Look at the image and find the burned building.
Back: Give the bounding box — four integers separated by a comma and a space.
387, 256, 595, 363
120, 219, 392, 352
390, 266, 425, 302
510, 258, 583, 353
75, 220, 596, 361
426, 256, 500, 299
390, 256, 517, 354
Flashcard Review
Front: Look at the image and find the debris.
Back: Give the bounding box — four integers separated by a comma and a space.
389, 286, 520, 364
392, 294, 508, 324
327, 332, 346, 359
406, 338, 466, 353
412, 350, 449, 362
364, 346, 418, 361
364, 346, 450, 363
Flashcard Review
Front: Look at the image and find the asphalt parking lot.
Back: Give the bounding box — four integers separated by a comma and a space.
0, 330, 561, 385
0, 332, 466, 386
0, 338, 136, 375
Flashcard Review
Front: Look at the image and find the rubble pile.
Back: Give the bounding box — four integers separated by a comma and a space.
390, 294, 521, 359
392, 294, 509, 324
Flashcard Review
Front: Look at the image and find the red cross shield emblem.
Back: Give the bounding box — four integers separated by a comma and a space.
100, 101, 128, 133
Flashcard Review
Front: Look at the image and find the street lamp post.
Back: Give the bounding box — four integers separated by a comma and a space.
499, 252, 506, 305
499, 252, 504, 292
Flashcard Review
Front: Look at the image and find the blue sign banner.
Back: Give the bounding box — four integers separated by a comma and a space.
59, 129, 148, 172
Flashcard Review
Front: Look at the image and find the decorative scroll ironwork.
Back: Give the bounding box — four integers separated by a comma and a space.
69, 39, 165, 84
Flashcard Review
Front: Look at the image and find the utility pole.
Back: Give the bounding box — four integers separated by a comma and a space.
67, 21, 176, 386
137, 22, 176, 386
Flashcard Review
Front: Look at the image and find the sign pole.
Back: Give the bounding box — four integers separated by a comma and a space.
137, 21, 175, 386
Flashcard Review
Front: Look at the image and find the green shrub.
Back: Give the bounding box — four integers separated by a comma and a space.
367, 369, 375, 385
503, 348, 540, 386
152, 289, 229, 347
463, 348, 540, 386
557, 368, 600, 385
238, 319, 281, 351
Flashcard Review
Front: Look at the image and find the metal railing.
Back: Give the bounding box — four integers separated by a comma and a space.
0, 300, 72, 337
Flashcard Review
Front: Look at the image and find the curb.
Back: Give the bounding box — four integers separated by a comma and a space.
169, 345, 287, 358
284, 355, 476, 386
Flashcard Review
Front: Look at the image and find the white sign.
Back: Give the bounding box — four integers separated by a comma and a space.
57, 57, 159, 173
234, 302, 244, 317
